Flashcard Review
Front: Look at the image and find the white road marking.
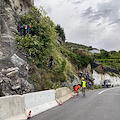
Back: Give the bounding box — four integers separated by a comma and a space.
98, 87, 118, 95
98, 89, 108, 95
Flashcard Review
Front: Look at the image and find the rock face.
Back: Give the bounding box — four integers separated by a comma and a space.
0, 67, 34, 96
62, 64, 94, 89
93, 62, 119, 74
0, 0, 34, 60
8, 0, 34, 15
0, 0, 34, 96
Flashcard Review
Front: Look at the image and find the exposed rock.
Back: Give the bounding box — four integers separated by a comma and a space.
0, 0, 33, 60
93, 62, 119, 74
10, 54, 26, 67
61, 82, 69, 87
62, 75, 81, 89
6, 69, 19, 77
0, 78, 3, 83
65, 64, 94, 89
9, 0, 34, 15
0, 70, 34, 96
2, 67, 19, 74
71, 75, 81, 86
6, 67, 19, 73
11, 85, 21, 90
0, 51, 3, 58
0, 72, 4, 77
0, 0, 35, 96
2, 77, 11, 83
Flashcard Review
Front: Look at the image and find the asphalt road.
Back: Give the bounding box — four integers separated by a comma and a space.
30, 86, 120, 120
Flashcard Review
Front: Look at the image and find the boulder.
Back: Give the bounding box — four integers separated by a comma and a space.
2, 77, 11, 83
10, 54, 26, 67
6, 69, 19, 77
0, 78, 3, 83
2, 67, 19, 74
12, 85, 21, 90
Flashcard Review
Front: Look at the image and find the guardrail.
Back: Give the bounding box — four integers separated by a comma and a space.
55, 87, 73, 104
0, 95, 25, 120
24, 90, 58, 117
0, 87, 73, 120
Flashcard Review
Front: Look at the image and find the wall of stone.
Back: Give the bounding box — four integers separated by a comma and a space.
0, 0, 34, 60
0, 0, 34, 96
93, 70, 120, 86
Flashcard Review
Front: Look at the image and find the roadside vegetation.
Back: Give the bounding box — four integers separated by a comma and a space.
15, 6, 120, 91
93, 85, 102, 89
15, 6, 92, 91
93, 49, 120, 71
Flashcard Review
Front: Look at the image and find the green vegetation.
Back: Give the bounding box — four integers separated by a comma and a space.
55, 24, 66, 42
60, 47, 92, 69
65, 42, 95, 51
94, 50, 120, 71
93, 85, 102, 89
15, 6, 93, 91
16, 7, 58, 67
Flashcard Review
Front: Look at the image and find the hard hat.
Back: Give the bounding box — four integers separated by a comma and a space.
78, 83, 80, 84
82, 77, 84, 80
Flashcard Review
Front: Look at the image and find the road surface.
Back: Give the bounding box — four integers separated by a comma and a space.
30, 86, 120, 120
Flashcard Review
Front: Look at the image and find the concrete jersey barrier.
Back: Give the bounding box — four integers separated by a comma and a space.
0, 88, 73, 120
55, 87, 73, 103
0, 95, 25, 120
24, 89, 58, 117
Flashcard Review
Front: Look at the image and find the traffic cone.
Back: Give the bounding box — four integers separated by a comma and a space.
71, 94, 73, 98
27, 110, 31, 119
59, 100, 62, 105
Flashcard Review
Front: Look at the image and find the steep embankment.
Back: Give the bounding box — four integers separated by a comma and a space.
0, 0, 93, 96
0, 0, 34, 96
0, 0, 33, 61
15, 6, 94, 91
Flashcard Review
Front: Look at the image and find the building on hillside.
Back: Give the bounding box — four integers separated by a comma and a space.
89, 49, 100, 54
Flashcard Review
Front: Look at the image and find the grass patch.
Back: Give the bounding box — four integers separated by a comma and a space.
93, 85, 102, 89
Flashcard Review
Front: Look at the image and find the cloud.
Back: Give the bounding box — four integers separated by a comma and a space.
65, 0, 87, 4
34, 0, 120, 51
82, 7, 111, 22
109, 18, 120, 25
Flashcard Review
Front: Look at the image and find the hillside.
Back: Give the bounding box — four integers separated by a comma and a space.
65, 42, 95, 51
0, 1, 93, 96
1, 0, 119, 97
15, 6, 92, 91
65, 41, 120, 75
93, 50, 120, 71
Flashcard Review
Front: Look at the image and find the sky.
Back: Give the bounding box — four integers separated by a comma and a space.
34, 0, 120, 51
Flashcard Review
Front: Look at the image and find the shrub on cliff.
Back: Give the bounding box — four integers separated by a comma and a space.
16, 6, 58, 67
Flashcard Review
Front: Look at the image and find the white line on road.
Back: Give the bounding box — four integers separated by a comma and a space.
98, 87, 117, 95
98, 89, 108, 95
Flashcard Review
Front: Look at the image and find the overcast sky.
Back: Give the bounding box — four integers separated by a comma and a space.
34, 0, 120, 51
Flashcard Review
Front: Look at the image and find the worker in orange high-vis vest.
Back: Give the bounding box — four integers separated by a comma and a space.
73, 85, 79, 95
78, 83, 81, 89
81, 77, 86, 97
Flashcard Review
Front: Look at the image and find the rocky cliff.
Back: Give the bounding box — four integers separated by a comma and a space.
0, 0, 95, 97
0, 0, 34, 96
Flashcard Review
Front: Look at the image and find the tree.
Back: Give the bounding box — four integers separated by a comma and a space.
55, 24, 66, 42
100, 51, 109, 58
110, 51, 116, 55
